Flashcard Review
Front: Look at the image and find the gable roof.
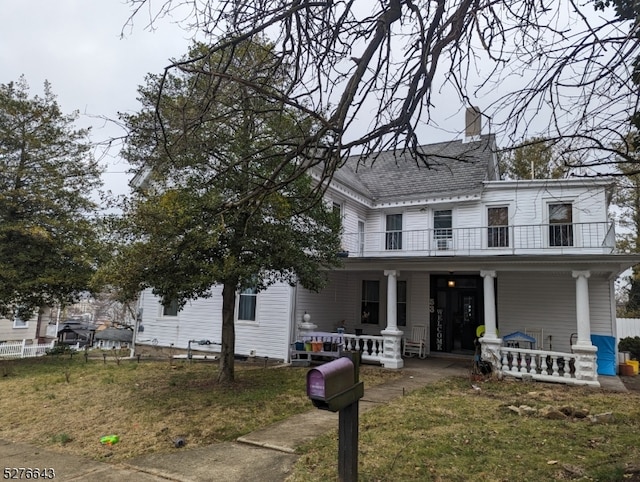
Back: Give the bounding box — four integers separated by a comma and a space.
333, 134, 497, 204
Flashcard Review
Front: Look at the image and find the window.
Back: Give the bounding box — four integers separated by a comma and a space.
238, 287, 258, 321
549, 203, 573, 246
385, 214, 402, 250
434, 209, 452, 250
358, 220, 365, 255
488, 207, 509, 248
397, 280, 407, 327
13, 314, 28, 329
332, 202, 342, 230
361, 280, 380, 324
162, 299, 179, 317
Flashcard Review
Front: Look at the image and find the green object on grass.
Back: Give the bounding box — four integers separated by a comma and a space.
100, 435, 119, 445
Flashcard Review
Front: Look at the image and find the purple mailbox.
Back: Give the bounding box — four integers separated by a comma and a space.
307, 357, 364, 412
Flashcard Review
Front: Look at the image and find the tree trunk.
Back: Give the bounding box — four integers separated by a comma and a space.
218, 281, 236, 383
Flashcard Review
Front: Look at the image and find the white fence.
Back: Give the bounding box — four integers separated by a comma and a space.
617, 318, 640, 342
0, 340, 55, 359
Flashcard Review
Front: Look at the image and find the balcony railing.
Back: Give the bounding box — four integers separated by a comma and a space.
341, 221, 615, 257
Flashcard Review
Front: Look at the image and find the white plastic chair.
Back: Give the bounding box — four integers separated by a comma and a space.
403, 325, 427, 359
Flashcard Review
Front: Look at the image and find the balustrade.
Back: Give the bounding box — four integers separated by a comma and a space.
342, 334, 385, 363
499, 346, 580, 383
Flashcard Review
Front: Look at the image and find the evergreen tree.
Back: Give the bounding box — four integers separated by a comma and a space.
613, 136, 640, 316
0, 77, 104, 319
499, 137, 568, 180
101, 40, 342, 383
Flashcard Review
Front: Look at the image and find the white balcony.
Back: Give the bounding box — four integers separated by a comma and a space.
340, 222, 615, 257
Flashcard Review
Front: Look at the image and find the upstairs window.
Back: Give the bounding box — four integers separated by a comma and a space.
434, 209, 453, 250
358, 220, 365, 255
549, 203, 573, 247
385, 214, 402, 250
488, 207, 509, 248
238, 287, 258, 321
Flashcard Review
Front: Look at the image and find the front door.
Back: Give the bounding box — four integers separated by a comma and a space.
430, 275, 484, 354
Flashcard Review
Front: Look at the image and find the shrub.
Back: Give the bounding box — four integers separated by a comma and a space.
619, 336, 640, 360
46, 342, 72, 356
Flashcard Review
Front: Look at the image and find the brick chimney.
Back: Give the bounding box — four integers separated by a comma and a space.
464, 106, 482, 141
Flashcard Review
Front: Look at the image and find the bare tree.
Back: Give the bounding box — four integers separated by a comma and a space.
123, 2, 638, 182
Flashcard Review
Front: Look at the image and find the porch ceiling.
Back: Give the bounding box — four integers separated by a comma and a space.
334, 253, 640, 277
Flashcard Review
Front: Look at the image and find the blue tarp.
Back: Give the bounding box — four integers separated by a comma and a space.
591, 334, 616, 376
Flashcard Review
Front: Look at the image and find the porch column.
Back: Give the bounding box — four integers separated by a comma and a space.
572, 270, 593, 347
381, 270, 403, 369
385, 270, 398, 331
479, 270, 502, 370
480, 270, 498, 339
571, 270, 598, 384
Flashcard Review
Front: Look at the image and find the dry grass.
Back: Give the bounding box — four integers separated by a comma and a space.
289, 377, 640, 481
0, 354, 400, 462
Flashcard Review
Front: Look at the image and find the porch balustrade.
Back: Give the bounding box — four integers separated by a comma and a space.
342, 334, 385, 364
496, 346, 598, 386
340, 221, 614, 257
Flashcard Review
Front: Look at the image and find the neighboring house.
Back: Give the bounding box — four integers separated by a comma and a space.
0, 311, 39, 344
57, 319, 96, 348
135, 133, 640, 387
94, 327, 133, 350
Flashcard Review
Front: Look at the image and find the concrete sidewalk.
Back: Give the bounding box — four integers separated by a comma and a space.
0, 358, 626, 481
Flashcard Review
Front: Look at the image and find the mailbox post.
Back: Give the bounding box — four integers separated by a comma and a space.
306, 352, 363, 482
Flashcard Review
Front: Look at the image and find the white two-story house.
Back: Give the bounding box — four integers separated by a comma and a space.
135, 134, 639, 386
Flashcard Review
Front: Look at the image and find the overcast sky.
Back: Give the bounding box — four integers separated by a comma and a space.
1, 0, 193, 197
1, 1, 625, 201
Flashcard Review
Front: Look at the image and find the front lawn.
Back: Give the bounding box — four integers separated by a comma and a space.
289, 377, 640, 481
0, 355, 398, 461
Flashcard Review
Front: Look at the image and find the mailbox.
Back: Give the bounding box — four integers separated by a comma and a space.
307, 357, 364, 412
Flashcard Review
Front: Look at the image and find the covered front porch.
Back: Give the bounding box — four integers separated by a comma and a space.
292, 254, 640, 386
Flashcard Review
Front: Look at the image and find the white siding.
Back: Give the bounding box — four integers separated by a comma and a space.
235, 282, 293, 360
497, 272, 614, 353
295, 271, 355, 333
0, 315, 39, 343
138, 282, 294, 361
404, 207, 429, 231
294, 271, 431, 341
342, 181, 610, 254
482, 183, 609, 226
407, 272, 430, 352
617, 318, 640, 342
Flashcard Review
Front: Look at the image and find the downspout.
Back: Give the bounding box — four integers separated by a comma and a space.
287, 284, 298, 363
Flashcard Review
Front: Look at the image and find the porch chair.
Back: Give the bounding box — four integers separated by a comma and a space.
403, 325, 427, 359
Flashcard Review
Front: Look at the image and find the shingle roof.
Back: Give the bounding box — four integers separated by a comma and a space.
333, 135, 496, 203
94, 328, 133, 343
